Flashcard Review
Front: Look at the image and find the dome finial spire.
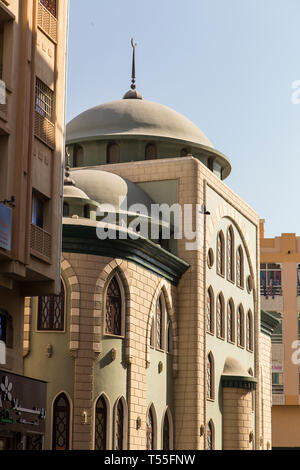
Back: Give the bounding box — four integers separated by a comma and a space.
123, 38, 143, 100
64, 146, 75, 186
131, 38, 137, 90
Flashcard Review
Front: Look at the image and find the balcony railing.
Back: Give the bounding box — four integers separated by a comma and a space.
37, 1, 57, 43
272, 384, 284, 395
260, 284, 282, 298
30, 224, 51, 261
34, 111, 55, 149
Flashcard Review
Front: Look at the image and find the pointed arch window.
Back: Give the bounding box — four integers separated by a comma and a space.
246, 310, 253, 352
145, 143, 157, 160
156, 295, 164, 350
236, 246, 244, 288
115, 399, 124, 450
217, 231, 225, 276
227, 226, 234, 282
163, 410, 173, 450
146, 407, 154, 450
206, 287, 214, 334
38, 280, 65, 331
227, 299, 235, 343
237, 305, 244, 348
207, 420, 214, 450
95, 395, 107, 450
216, 294, 225, 339
107, 143, 120, 164
52, 393, 70, 450
207, 353, 214, 400
105, 276, 122, 336
73, 144, 84, 167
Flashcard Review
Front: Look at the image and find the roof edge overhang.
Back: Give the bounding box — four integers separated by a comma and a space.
62, 223, 190, 285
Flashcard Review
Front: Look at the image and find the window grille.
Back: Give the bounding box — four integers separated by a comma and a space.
95, 396, 107, 450
38, 281, 65, 331
52, 393, 70, 450
146, 408, 154, 450
40, 0, 57, 17
35, 78, 54, 122
105, 277, 122, 336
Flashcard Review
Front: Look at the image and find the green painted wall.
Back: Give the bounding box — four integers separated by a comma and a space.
206, 186, 257, 449
23, 272, 75, 450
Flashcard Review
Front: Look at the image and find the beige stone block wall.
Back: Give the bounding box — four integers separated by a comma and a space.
259, 333, 272, 449
223, 387, 253, 450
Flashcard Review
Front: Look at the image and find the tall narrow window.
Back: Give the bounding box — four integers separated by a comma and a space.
0, 310, 13, 348
246, 310, 253, 352
237, 305, 244, 348
156, 295, 164, 350
217, 231, 225, 276
35, 78, 54, 122
63, 202, 69, 217
73, 144, 84, 167
227, 226, 234, 281
227, 299, 235, 343
84, 205, 90, 219
206, 287, 214, 334
146, 407, 154, 450
115, 399, 124, 450
107, 143, 120, 164
216, 294, 225, 339
32, 192, 44, 229
95, 395, 107, 450
207, 353, 214, 400
40, 0, 57, 17
236, 246, 244, 288
52, 393, 70, 451
163, 411, 171, 450
207, 420, 214, 450
38, 280, 65, 331
145, 143, 157, 160
105, 276, 122, 336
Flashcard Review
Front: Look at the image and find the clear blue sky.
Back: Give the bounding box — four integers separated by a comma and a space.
66, 0, 300, 238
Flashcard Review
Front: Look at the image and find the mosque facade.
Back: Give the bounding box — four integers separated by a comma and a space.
23, 61, 278, 450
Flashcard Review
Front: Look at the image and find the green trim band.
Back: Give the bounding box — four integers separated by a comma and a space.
62, 223, 190, 285
221, 375, 257, 391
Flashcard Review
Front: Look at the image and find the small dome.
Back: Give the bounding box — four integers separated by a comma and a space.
123, 89, 143, 100
63, 184, 90, 200
70, 168, 154, 211
222, 357, 251, 377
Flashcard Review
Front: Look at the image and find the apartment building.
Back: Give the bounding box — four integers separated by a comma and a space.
0, 0, 68, 450
260, 219, 300, 449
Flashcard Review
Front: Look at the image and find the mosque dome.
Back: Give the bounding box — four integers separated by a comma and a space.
67, 99, 214, 149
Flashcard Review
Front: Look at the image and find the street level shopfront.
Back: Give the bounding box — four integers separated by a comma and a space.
0, 371, 46, 450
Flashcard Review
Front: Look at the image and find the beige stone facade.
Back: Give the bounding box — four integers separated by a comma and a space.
0, 0, 68, 374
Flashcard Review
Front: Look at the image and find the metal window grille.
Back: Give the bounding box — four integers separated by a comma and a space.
115, 400, 124, 450
35, 78, 54, 122
146, 408, 154, 450
216, 296, 224, 338
227, 228, 234, 281
38, 281, 64, 331
207, 356, 213, 399
156, 297, 163, 349
207, 289, 213, 333
105, 277, 122, 335
227, 302, 234, 342
95, 396, 107, 450
207, 422, 213, 450
52, 394, 70, 451
40, 0, 57, 17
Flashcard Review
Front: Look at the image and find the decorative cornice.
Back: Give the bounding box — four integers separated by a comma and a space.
221, 375, 257, 391
62, 223, 189, 285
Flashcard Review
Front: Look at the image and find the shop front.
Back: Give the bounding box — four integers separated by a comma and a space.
0, 370, 46, 450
